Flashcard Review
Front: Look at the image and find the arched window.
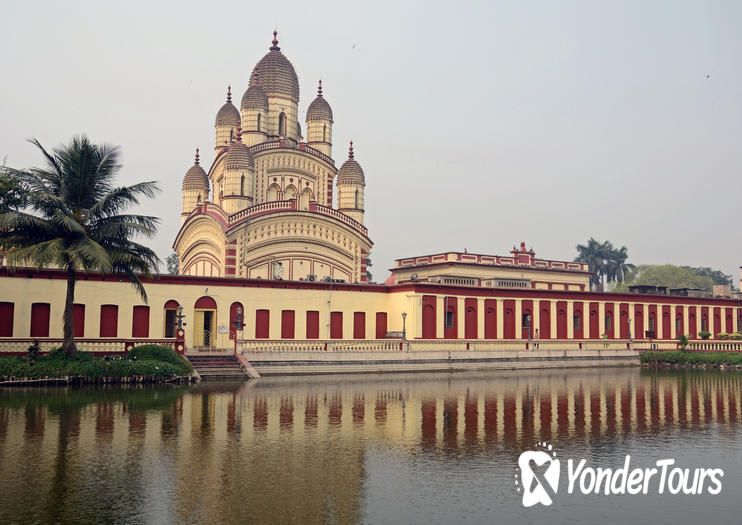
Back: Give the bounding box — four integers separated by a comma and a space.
229, 128, 233, 142
278, 112, 286, 136
354, 189, 359, 209
267, 183, 280, 202
240, 175, 245, 196
197, 194, 201, 204
322, 124, 326, 142
257, 113, 261, 132
284, 185, 296, 201
300, 188, 312, 210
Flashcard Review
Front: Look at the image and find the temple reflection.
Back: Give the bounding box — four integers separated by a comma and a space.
0, 369, 740, 523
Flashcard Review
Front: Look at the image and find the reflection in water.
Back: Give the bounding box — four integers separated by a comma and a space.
0, 369, 741, 524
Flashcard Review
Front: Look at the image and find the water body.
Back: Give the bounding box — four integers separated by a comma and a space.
0, 368, 740, 525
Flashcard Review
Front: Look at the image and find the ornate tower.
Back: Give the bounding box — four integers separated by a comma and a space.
336, 141, 366, 224
306, 80, 333, 156
181, 148, 209, 221
219, 126, 254, 215
249, 31, 300, 143
214, 86, 240, 154
241, 83, 269, 147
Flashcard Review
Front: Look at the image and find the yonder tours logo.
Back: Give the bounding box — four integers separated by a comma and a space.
515, 442, 724, 507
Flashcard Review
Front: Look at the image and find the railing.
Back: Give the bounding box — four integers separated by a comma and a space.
229, 199, 295, 223
227, 200, 369, 237
686, 341, 742, 352
248, 140, 335, 166
0, 338, 176, 354
238, 339, 648, 353
311, 204, 368, 236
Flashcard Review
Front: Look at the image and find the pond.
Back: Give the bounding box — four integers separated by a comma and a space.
0, 368, 740, 524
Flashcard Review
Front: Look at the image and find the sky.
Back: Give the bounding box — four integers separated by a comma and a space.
1, 0, 740, 284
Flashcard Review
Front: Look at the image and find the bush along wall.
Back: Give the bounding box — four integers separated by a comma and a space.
0, 344, 196, 386
641, 351, 742, 369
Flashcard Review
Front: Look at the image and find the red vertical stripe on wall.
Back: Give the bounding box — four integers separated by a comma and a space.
330, 311, 343, 339
72, 304, 85, 337
375, 312, 387, 339
589, 302, 599, 339
306, 311, 319, 339
353, 312, 365, 339
634, 304, 644, 339
662, 305, 671, 339
484, 299, 497, 339
619, 303, 630, 339
605, 303, 615, 339
281, 310, 295, 339
688, 307, 697, 339
422, 295, 436, 339
30, 303, 51, 337
713, 307, 721, 337
556, 301, 568, 339
503, 299, 515, 339
99, 305, 118, 337
539, 300, 551, 339
465, 298, 477, 339
675, 306, 684, 337
573, 302, 584, 339
132, 306, 149, 338
0, 302, 13, 336
444, 297, 458, 339
521, 300, 533, 339
255, 309, 270, 339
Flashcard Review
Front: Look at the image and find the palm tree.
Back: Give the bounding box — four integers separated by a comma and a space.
574, 238, 613, 291
0, 135, 160, 356
605, 245, 635, 286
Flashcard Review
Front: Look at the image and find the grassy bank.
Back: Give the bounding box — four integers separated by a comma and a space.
641, 351, 742, 366
0, 344, 194, 383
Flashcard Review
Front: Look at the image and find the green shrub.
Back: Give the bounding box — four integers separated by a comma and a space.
641, 351, 742, 366
0, 344, 192, 380
699, 330, 711, 340
718, 333, 729, 340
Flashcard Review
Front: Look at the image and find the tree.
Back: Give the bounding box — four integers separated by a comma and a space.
165, 253, 179, 275
612, 264, 715, 293
605, 245, 635, 286
574, 238, 634, 291
0, 173, 26, 213
366, 255, 373, 283
574, 238, 612, 291
0, 135, 160, 356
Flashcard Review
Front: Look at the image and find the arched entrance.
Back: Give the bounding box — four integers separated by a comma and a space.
194, 296, 217, 348
164, 300, 179, 338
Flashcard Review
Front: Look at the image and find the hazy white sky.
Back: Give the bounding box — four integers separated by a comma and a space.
1, 0, 740, 283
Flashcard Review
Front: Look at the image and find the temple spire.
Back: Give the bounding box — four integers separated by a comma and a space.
349, 140, 354, 159
226, 85, 232, 103
194, 148, 200, 166
318, 79, 323, 96
270, 30, 280, 51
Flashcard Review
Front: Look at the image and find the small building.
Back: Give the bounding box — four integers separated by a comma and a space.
389, 242, 591, 291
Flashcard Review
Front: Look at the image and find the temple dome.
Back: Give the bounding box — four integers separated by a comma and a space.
241, 84, 268, 110
183, 149, 209, 190
249, 31, 300, 101
306, 80, 333, 122
224, 130, 254, 169
215, 86, 240, 127
337, 142, 365, 186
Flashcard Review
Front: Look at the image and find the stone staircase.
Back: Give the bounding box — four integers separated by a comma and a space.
187, 355, 249, 381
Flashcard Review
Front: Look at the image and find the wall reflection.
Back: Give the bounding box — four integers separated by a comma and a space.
0, 369, 740, 523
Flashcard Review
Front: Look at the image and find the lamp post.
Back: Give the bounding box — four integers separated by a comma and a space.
402, 312, 407, 340
526, 314, 532, 349
176, 306, 186, 330
233, 306, 244, 356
